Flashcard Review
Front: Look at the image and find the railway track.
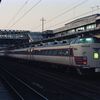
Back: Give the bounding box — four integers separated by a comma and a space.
0, 60, 100, 100
11, 65, 100, 100
0, 66, 48, 100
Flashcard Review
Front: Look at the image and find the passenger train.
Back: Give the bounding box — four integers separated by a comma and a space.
0, 35, 100, 75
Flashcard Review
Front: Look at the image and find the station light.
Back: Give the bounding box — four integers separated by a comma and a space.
94, 53, 99, 59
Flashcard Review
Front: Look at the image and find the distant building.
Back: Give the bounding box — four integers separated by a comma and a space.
28, 32, 46, 42
44, 30, 54, 38
53, 14, 100, 37
29, 30, 54, 42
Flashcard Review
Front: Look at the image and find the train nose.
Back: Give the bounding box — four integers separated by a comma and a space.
96, 44, 100, 68
94, 44, 100, 72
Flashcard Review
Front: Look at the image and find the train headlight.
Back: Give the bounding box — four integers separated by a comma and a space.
94, 53, 99, 59
83, 56, 87, 60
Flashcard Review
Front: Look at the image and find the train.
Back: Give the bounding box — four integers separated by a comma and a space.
0, 35, 100, 75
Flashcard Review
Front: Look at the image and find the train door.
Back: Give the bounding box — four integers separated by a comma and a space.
69, 46, 73, 65
30, 48, 34, 61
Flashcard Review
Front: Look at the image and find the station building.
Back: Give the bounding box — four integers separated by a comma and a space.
0, 30, 30, 47
53, 14, 100, 38
0, 29, 54, 48
28, 30, 54, 42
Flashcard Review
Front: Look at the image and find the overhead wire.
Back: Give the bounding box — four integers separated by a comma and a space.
45, 0, 88, 25
9, 0, 41, 29
32, 0, 88, 31
45, 7, 100, 30
45, 0, 81, 19
5, 0, 29, 28
31, 0, 81, 30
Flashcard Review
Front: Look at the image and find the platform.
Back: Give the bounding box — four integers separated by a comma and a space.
0, 81, 13, 100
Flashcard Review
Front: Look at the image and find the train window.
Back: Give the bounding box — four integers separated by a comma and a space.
48, 50, 51, 55
22, 51, 26, 54
52, 50, 56, 55
74, 39, 80, 44
86, 38, 93, 43
78, 38, 93, 43
57, 49, 61, 55
35, 50, 38, 55
15, 51, 26, 54
44, 50, 47, 55
38, 50, 41, 55
71, 39, 77, 44
63, 49, 68, 56
41, 50, 43, 55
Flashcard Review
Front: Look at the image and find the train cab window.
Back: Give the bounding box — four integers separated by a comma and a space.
71, 39, 77, 44
41, 50, 43, 55
44, 50, 47, 55
57, 49, 61, 55
86, 38, 93, 43
78, 38, 93, 43
74, 39, 80, 44
52, 50, 56, 55
62, 49, 68, 56
48, 50, 51, 55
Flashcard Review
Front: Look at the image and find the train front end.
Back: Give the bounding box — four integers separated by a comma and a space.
71, 36, 100, 75
90, 42, 100, 73
81, 37, 100, 74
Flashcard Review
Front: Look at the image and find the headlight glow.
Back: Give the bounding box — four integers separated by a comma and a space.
94, 53, 99, 59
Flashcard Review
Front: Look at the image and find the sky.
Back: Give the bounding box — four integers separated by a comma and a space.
0, 0, 100, 32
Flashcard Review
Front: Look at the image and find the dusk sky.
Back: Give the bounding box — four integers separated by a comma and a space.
0, 0, 100, 32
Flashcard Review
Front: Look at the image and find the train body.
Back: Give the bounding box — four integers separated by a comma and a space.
0, 35, 100, 75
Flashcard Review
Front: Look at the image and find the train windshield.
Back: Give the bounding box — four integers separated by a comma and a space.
73, 38, 94, 44
78, 38, 93, 43
71, 37, 100, 44
75, 37, 100, 44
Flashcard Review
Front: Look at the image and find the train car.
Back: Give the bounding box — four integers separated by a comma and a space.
0, 35, 100, 75
30, 36, 100, 75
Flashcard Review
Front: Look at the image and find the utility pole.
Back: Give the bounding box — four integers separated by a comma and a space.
40, 17, 46, 32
